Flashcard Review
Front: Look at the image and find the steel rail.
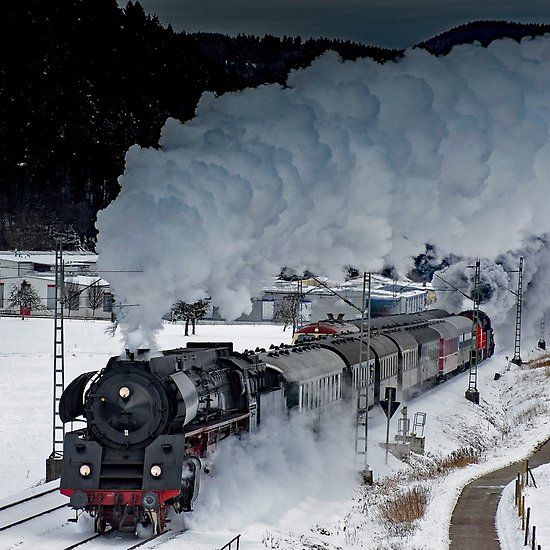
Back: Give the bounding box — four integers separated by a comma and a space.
0, 503, 68, 532
0, 486, 59, 513
63, 532, 105, 550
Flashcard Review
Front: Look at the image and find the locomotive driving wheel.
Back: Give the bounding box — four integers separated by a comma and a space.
94, 515, 107, 534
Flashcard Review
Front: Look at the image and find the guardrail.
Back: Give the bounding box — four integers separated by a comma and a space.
219, 534, 240, 550
514, 460, 541, 550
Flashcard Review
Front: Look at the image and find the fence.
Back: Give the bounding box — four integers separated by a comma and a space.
514, 460, 542, 550
219, 534, 241, 550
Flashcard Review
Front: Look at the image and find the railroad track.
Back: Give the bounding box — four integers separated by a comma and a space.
0, 502, 68, 532
60, 528, 180, 550
0, 486, 59, 513
0, 486, 184, 550
62, 532, 105, 550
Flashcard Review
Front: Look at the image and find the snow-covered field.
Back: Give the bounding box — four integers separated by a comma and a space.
1, 316, 550, 549
0, 317, 290, 500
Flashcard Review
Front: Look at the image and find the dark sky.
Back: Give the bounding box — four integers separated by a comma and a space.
120, 0, 550, 48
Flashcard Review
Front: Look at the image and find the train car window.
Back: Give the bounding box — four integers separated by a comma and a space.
315, 380, 321, 407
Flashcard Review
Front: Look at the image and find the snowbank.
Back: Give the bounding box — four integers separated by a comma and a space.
498, 462, 550, 550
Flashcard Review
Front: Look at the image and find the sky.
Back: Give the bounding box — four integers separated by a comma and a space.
120, 0, 550, 48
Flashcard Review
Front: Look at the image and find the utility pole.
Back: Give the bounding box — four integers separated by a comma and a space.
512, 257, 524, 365
355, 272, 373, 483
465, 260, 481, 405
46, 245, 65, 481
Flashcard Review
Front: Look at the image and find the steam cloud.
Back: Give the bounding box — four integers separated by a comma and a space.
97, 37, 550, 347
182, 412, 356, 531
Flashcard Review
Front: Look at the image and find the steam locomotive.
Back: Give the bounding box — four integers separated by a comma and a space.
59, 309, 494, 534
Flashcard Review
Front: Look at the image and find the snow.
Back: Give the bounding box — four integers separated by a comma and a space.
1, 316, 550, 549
497, 463, 550, 550
0, 317, 289, 500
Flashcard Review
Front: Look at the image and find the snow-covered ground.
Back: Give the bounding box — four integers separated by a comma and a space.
0, 317, 290, 499
1, 316, 550, 549
498, 462, 550, 550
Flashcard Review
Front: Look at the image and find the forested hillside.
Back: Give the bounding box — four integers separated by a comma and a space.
1, 1, 548, 249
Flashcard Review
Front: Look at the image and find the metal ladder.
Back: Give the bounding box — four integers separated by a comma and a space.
355, 386, 368, 460
465, 260, 480, 404
46, 245, 65, 481
512, 257, 524, 364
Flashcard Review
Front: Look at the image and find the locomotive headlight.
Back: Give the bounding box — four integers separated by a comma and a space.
119, 386, 131, 399
79, 464, 92, 477
150, 465, 162, 478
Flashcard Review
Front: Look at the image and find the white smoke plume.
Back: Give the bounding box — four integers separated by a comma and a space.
97, 37, 550, 348
434, 235, 550, 344
180, 412, 356, 531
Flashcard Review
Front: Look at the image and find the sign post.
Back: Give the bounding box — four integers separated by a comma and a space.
379, 386, 400, 464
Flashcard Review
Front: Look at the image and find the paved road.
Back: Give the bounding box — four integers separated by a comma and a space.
449, 438, 550, 549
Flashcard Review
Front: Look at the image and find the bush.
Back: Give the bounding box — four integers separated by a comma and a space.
379, 486, 429, 534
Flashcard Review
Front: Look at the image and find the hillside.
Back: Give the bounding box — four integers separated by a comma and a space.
1, 3, 549, 249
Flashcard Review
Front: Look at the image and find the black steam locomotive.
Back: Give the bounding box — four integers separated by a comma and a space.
59, 309, 494, 534
60, 343, 285, 533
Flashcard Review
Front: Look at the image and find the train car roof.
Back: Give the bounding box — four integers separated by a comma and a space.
352, 309, 449, 331
405, 324, 441, 345
428, 319, 460, 340
369, 333, 399, 358
316, 336, 368, 367
444, 315, 473, 333
295, 321, 359, 335
378, 328, 418, 353
259, 346, 344, 384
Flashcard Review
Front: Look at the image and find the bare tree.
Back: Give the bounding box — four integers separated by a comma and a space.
273, 294, 302, 334
87, 282, 104, 319
171, 299, 210, 336
8, 280, 43, 319
62, 281, 81, 317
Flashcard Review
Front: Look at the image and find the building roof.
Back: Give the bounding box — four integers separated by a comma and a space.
0, 251, 97, 265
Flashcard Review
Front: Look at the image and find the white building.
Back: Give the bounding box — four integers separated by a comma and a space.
0, 251, 112, 319
207, 275, 431, 324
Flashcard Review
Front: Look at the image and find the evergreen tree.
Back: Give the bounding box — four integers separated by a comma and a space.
8, 280, 43, 317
